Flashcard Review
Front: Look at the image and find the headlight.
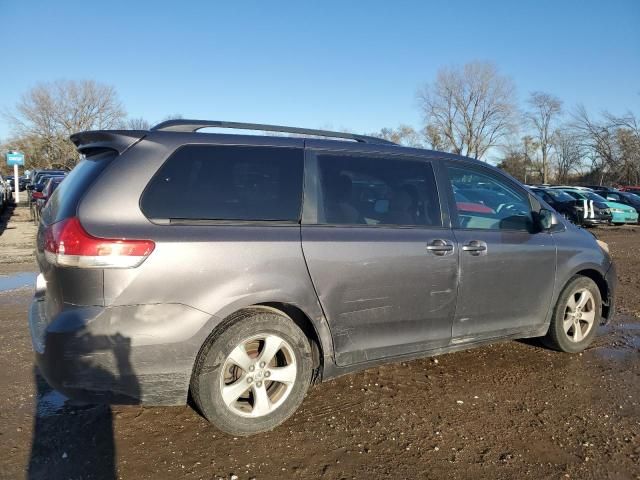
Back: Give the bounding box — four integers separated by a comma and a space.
596, 239, 610, 254
611, 208, 623, 213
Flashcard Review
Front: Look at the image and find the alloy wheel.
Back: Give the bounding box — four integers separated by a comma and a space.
563, 288, 596, 343
220, 334, 297, 418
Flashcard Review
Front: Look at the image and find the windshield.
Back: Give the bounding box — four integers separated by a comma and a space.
584, 191, 609, 202
543, 189, 574, 202
621, 191, 640, 204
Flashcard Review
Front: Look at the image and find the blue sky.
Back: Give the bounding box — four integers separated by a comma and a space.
0, 0, 638, 142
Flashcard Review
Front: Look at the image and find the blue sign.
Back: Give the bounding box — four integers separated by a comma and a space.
6, 152, 25, 166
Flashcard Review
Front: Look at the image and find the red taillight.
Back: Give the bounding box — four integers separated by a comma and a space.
43, 217, 155, 268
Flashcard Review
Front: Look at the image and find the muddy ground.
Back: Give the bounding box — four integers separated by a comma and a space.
0, 206, 638, 480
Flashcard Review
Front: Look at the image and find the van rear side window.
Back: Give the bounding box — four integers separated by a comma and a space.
140, 145, 304, 222
41, 151, 116, 226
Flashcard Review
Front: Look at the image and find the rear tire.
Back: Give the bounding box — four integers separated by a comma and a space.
543, 276, 601, 353
191, 309, 313, 436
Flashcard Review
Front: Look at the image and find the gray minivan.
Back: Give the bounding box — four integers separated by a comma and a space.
30, 120, 616, 435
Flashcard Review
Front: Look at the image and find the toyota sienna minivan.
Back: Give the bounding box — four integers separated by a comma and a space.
30, 120, 617, 435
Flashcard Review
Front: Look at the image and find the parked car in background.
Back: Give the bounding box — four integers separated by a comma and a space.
31, 173, 66, 193
31, 119, 617, 436
0, 177, 6, 212
528, 187, 607, 226
28, 169, 68, 191
32, 176, 65, 223
6, 175, 16, 192
29, 174, 66, 222
552, 187, 638, 225
0, 174, 13, 207
4, 175, 27, 193
599, 190, 640, 215
583, 185, 620, 196
619, 186, 640, 194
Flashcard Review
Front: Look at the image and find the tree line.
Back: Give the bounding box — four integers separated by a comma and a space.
0, 80, 177, 173
2, 65, 639, 186
373, 62, 639, 186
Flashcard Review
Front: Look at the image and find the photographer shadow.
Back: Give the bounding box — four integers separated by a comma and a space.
28, 332, 140, 480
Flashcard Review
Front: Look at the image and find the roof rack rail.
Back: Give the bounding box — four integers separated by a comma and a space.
150, 119, 396, 145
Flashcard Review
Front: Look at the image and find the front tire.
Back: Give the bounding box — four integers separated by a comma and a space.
543, 276, 601, 353
191, 309, 313, 436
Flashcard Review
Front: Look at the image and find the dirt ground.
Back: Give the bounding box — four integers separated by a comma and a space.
0, 206, 638, 480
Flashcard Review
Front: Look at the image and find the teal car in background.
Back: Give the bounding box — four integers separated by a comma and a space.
555, 187, 639, 225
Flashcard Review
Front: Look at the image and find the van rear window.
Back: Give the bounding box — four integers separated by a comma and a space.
140, 145, 304, 222
41, 151, 117, 225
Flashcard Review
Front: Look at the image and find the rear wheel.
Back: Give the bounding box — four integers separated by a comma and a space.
191, 309, 313, 436
543, 276, 601, 353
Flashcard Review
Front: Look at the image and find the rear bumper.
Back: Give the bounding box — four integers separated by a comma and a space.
29, 295, 213, 405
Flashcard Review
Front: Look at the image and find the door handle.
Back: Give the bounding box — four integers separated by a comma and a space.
462, 240, 488, 255
426, 239, 454, 256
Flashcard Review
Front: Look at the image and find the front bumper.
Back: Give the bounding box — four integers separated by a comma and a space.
583, 217, 611, 225
29, 294, 213, 405
603, 261, 617, 324
610, 211, 638, 224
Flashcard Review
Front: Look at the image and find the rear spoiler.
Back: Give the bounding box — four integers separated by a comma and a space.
70, 130, 147, 155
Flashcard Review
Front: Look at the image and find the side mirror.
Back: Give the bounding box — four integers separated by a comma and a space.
538, 208, 555, 231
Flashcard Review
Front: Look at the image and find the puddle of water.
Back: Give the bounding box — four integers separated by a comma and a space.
36, 388, 99, 417
592, 346, 639, 362
37, 390, 69, 417
618, 323, 640, 332
592, 317, 640, 361
591, 316, 640, 361
0, 271, 37, 293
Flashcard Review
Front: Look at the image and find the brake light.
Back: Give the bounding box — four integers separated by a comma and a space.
43, 217, 155, 268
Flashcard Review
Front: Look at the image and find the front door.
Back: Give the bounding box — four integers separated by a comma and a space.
301, 151, 458, 366
443, 162, 557, 342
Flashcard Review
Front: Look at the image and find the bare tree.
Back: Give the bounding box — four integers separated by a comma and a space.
571, 105, 613, 184
520, 135, 541, 181
424, 124, 446, 150
126, 117, 152, 130
526, 92, 563, 183
552, 129, 583, 184
4, 80, 126, 168
374, 125, 424, 147
572, 107, 640, 185
496, 146, 528, 182
417, 61, 517, 160
496, 135, 539, 183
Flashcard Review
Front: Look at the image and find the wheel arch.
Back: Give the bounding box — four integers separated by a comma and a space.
257, 303, 324, 383
190, 302, 328, 393
573, 268, 611, 321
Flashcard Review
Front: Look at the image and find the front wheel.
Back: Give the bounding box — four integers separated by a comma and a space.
191, 309, 313, 436
543, 276, 602, 353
